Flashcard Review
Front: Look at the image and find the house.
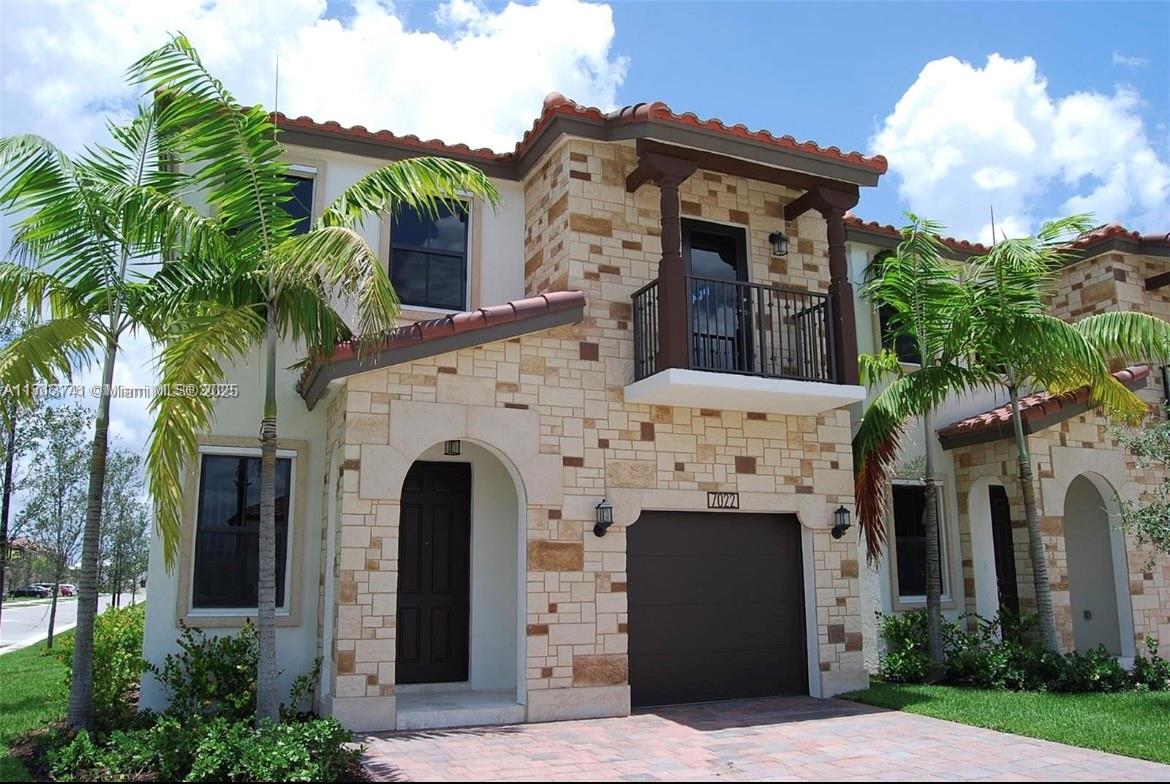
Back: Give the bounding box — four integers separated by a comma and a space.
842, 219, 1170, 665
141, 93, 882, 731
139, 91, 1169, 733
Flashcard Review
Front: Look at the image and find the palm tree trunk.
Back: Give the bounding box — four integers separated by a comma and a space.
922, 409, 945, 669
1008, 385, 1060, 651
0, 411, 17, 633
67, 337, 116, 729
256, 315, 279, 725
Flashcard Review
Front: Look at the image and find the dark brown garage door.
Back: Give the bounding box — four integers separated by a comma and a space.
628, 511, 807, 707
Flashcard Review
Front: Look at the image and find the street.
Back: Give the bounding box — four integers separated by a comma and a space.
0, 591, 145, 652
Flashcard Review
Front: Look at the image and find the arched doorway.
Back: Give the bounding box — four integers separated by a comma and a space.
394, 439, 524, 727
1063, 474, 1134, 656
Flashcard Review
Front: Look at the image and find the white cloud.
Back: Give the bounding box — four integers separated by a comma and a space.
871, 54, 1170, 243
1112, 51, 1149, 68
1, 0, 626, 450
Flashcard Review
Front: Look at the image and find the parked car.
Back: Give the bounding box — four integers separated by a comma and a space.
57, 584, 77, 596
10, 584, 50, 598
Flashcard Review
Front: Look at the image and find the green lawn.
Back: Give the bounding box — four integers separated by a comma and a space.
0, 635, 69, 781
843, 680, 1170, 764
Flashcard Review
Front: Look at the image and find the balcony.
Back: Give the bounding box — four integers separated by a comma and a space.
627, 276, 866, 415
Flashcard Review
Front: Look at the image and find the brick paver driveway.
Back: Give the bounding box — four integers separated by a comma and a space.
361, 696, 1170, 781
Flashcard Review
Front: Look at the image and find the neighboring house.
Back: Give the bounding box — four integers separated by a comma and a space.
843, 219, 1170, 667
141, 93, 883, 731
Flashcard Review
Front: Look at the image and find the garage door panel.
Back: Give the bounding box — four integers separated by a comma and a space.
630, 603, 802, 654
628, 511, 808, 707
626, 554, 797, 605
630, 649, 807, 706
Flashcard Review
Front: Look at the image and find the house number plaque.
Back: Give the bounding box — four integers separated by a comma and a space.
707, 491, 739, 509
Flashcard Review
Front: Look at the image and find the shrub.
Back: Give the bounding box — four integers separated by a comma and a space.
876, 610, 935, 683
48, 715, 358, 782
147, 621, 259, 722
187, 717, 359, 782
1132, 636, 1170, 691
54, 602, 146, 729
944, 611, 1059, 691
146, 621, 323, 723
1052, 646, 1130, 693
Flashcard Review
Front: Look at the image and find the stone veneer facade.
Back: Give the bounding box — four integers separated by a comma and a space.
951, 248, 1170, 652
316, 136, 866, 729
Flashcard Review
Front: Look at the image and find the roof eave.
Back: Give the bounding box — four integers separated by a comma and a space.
300, 301, 585, 410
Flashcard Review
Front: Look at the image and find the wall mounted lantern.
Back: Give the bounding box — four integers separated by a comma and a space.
443, 439, 461, 456
768, 230, 789, 257
593, 498, 614, 537
831, 505, 852, 539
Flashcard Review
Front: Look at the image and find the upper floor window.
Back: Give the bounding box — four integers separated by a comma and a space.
871, 250, 922, 365
192, 451, 293, 610
282, 170, 315, 235
891, 481, 948, 603
390, 201, 469, 311
878, 304, 923, 365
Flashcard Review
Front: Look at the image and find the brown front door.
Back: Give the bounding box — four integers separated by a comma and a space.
989, 485, 1020, 616
396, 461, 471, 684
627, 512, 807, 707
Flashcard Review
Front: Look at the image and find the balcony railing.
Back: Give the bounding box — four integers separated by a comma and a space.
632, 276, 837, 383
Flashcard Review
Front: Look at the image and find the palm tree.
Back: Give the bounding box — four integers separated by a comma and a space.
966, 216, 1170, 651
855, 214, 989, 669
0, 105, 192, 728
130, 34, 501, 723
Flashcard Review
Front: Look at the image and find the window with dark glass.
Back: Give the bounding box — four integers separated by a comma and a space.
390, 202, 469, 310
892, 483, 946, 599
878, 304, 922, 365
282, 174, 315, 235
192, 454, 292, 609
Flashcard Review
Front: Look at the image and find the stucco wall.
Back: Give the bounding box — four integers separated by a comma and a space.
140, 341, 328, 712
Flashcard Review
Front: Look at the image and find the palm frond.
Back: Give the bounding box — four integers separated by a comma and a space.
1075, 311, 1170, 367
854, 364, 994, 560
0, 316, 104, 405
320, 156, 502, 228
269, 226, 398, 340
147, 304, 267, 568
130, 34, 293, 251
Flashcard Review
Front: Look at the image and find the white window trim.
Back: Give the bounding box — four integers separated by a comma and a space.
889, 478, 954, 607
187, 445, 298, 618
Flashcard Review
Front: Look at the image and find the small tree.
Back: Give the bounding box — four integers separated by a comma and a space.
0, 320, 44, 629
18, 404, 91, 647
130, 35, 502, 724
1116, 406, 1170, 558
98, 448, 146, 607
967, 217, 1170, 651
855, 214, 988, 670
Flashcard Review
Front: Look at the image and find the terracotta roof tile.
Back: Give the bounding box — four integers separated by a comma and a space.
523, 93, 887, 173
296, 291, 586, 405
275, 94, 887, 177
845, 215, 1170, 256
843, 213, 990, 254
937, 366, 1150, 450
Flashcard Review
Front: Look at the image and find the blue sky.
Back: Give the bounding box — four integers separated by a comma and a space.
2, 0, 1168, 447
380, 0, 1170, 238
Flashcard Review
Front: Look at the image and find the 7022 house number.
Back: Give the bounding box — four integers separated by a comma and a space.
707, 491, 739, 509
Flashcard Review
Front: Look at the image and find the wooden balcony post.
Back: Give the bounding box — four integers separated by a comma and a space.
785, 187, 861, 386
825, 207, 860, 385
627, 152, 697, 372
656, 170, 689, 371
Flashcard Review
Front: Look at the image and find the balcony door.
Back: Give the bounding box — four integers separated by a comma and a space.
683, 220, 751, 373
